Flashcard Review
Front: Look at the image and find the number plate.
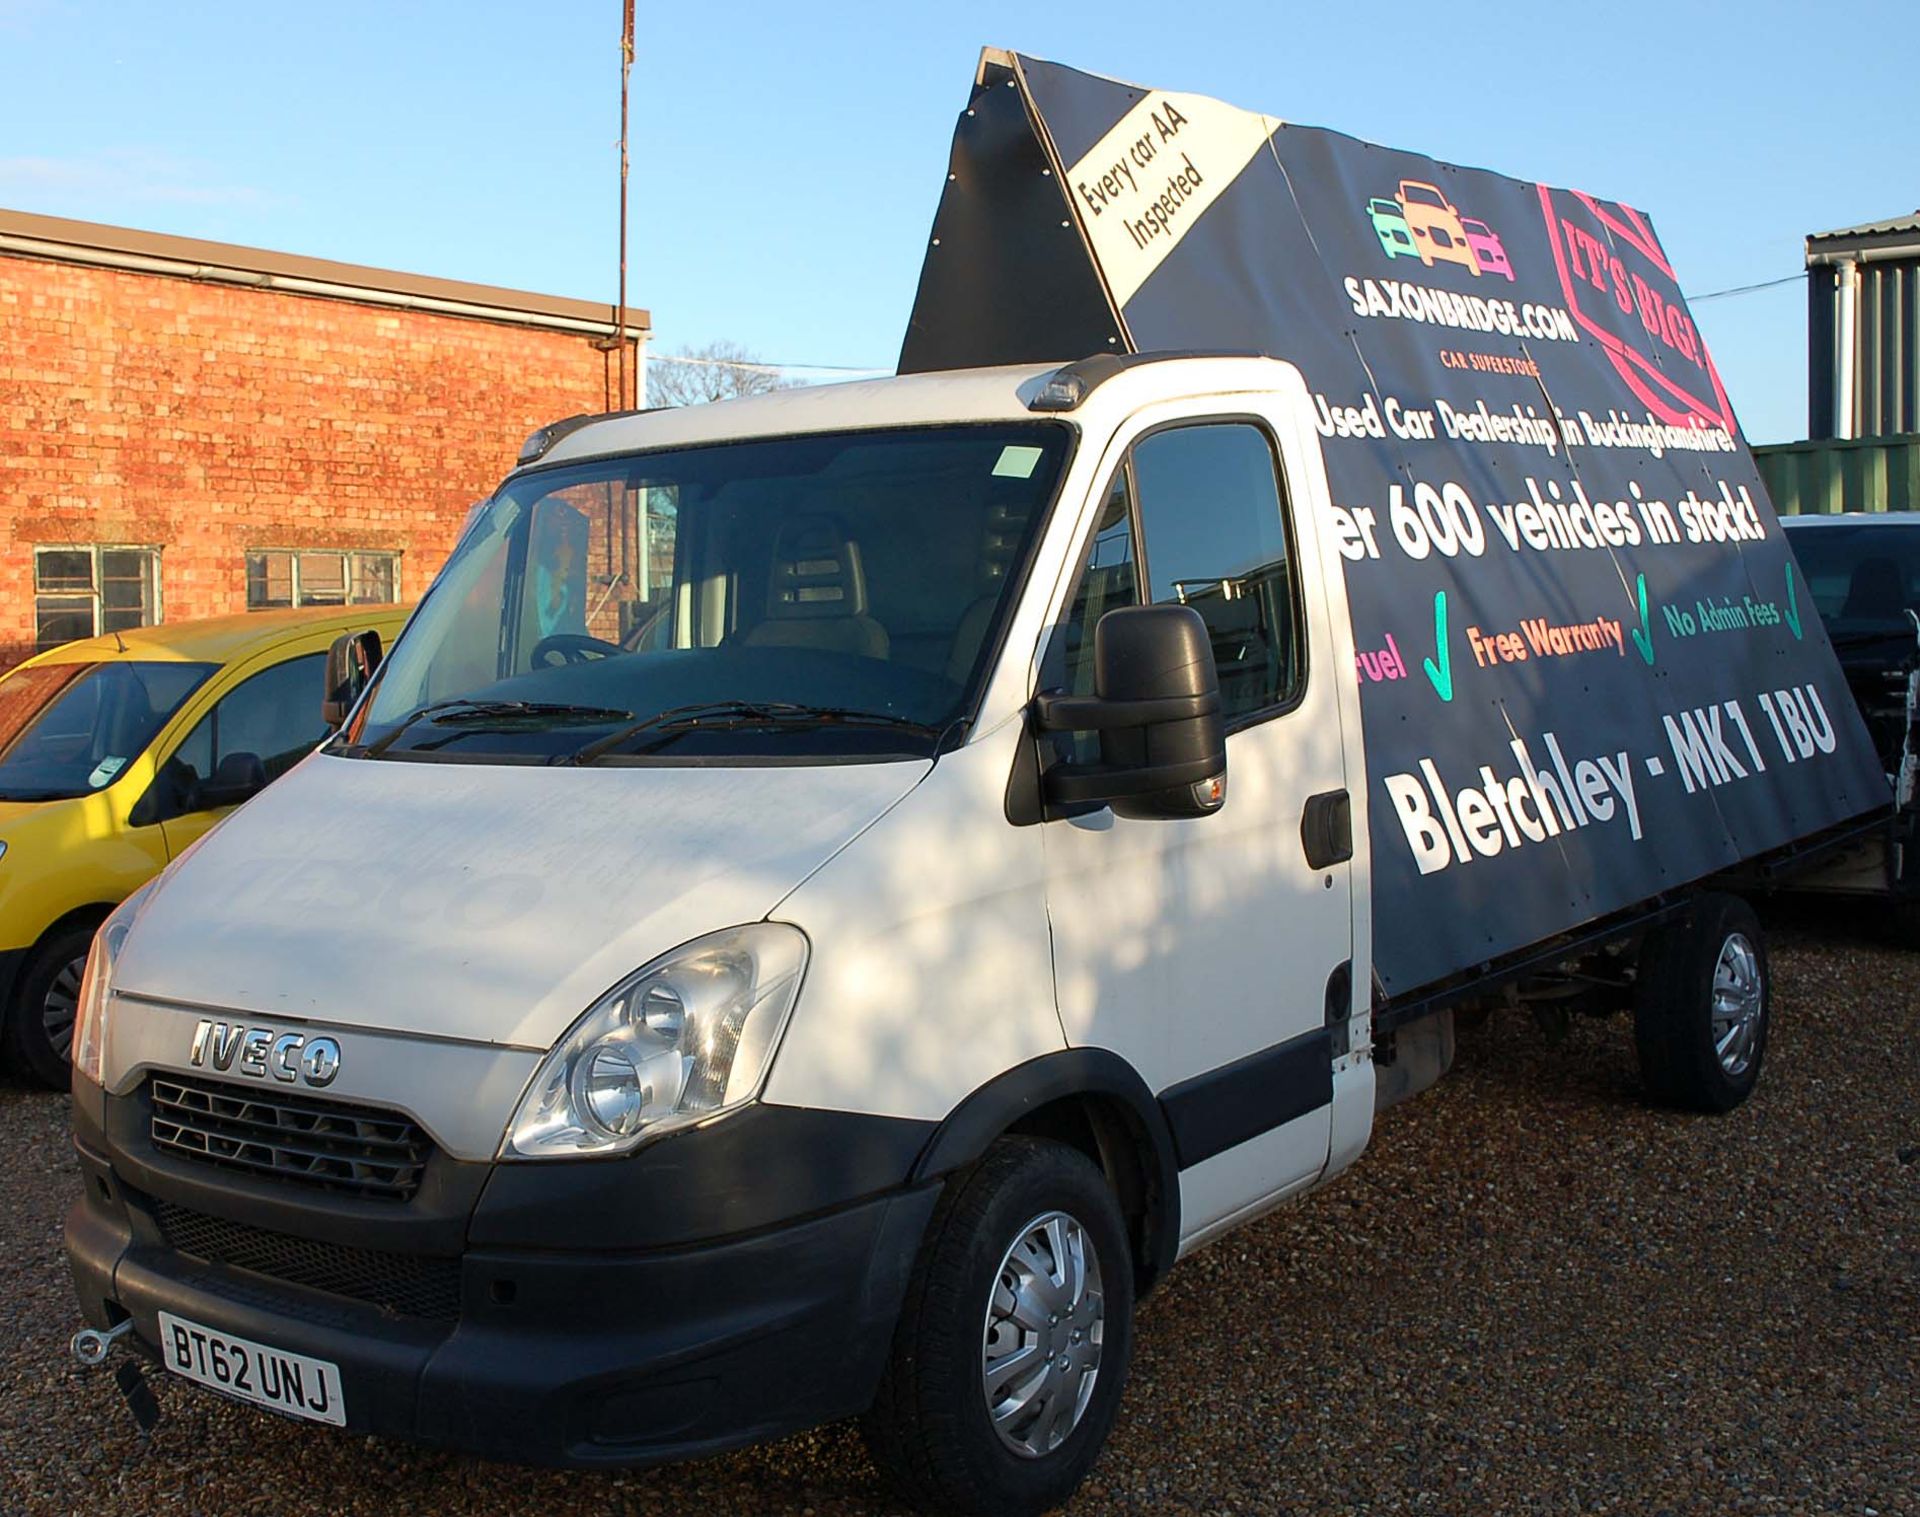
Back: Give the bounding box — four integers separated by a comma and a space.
155, 1311, 346, 1426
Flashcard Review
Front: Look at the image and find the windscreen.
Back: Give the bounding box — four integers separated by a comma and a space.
0, 661, 216, 801
353, 423, 1071, 762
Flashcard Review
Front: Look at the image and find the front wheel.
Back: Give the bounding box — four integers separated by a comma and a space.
1634, 892, 1769, 1113
862, 1137, 1134, 1516
2, 920, 98, 1088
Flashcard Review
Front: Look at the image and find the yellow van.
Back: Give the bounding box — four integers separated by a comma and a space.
0, 606, 409, 1085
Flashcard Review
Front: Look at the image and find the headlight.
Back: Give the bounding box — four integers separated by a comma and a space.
71, 890, 147, 1087
501, 923, 808, 1160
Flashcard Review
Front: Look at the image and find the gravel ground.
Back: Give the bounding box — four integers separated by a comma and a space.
2, 914, 1914, 1516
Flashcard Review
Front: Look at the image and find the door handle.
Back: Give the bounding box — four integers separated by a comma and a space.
1301, 789, 1352, 869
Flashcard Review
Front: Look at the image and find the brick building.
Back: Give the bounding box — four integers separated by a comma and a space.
0, 208, 649, 670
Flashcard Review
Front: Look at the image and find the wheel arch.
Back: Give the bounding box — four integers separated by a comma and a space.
3, 902, 113, 1021
909, 1049, 1181, 1296
0, 902, 111, 1083
34, 901, 115, 955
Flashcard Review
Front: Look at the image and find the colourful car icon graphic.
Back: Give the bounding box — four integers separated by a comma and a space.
1461, 217, 1514, 281
1366, 197, 1419, 259
1395, 179, 1478, 275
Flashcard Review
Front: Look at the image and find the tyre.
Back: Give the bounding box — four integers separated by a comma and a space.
2, 919, 99, 1089
1633, 893, 1769, 1113
1885, 894, 1920, 947
862, 1136, 1134, 1517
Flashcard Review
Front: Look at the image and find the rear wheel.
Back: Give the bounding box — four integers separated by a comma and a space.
862, 1137, 1134, 1516
1634, 893, 1769, 1112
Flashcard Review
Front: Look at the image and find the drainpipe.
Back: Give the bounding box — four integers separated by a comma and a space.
1833, 257, 1857, 441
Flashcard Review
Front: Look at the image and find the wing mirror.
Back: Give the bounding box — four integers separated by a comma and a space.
322, 629, 385, 729
1027, 603, 1227, 820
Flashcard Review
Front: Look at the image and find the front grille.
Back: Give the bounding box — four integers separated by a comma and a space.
154, 1201, 462, 1321
150, 1075, 432, 1201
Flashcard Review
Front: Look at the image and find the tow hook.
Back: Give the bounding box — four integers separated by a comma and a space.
70, 1319, 162, 1432
70, 1318, 135, 1368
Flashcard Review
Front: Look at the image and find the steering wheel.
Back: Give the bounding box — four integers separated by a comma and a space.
530, 632, 624, 668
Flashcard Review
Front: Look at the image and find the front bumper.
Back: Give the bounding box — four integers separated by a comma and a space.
67, 1100, 940, 1467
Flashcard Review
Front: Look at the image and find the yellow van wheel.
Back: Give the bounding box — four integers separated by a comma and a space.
3, 919, 99, 1089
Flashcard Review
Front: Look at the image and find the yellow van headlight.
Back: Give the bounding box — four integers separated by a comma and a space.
500, 924, 808, 1160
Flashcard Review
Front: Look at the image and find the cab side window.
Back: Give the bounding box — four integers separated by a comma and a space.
171, 653, 331, 795
1130, 422, 1303, 723
1046, 471, 1141, 763
1058, 471, 1140, 696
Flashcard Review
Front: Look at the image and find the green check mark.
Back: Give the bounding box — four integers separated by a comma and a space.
1629, 572, 1656, 665
1784, 560, 1804, 640
1422, 590, 1454, 701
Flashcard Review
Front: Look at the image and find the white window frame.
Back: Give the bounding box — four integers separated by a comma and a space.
33, 543, 163, 649
245, 548, 402, 610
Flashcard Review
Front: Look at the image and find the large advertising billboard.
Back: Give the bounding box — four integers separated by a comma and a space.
902, 52, 1890, 997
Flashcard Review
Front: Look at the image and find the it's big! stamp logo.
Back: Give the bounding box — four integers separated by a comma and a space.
1538, 187, 1735, 434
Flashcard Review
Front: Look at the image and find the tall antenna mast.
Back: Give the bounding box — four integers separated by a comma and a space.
616, 0, 635, 410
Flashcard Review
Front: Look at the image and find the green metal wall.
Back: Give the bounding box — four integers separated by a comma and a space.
1753, 434, 1920, 515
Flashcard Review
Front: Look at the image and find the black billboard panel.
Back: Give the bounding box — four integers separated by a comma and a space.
903, 52, 1891, 997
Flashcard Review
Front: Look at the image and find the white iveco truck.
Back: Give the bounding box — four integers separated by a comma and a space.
64, 354, 1882, 1514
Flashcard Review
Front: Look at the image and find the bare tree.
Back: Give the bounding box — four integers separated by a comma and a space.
645, 340, 796, 408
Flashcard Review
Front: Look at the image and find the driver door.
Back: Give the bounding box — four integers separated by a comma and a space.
1036, 405, 1354, 1248
152, 652, 330, 859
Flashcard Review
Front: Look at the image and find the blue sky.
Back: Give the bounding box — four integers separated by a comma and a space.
0, 0, 1910, 442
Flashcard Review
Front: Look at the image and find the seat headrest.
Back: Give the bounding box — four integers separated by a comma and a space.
975, 501, 1029, 587
1841, 555, 1906, 621
765, 516, 869, 621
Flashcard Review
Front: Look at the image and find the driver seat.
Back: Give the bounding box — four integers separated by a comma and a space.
743, 516, 889, 659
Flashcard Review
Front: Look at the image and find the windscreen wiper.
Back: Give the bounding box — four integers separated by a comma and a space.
362, 700, 634, 758
558, 700, 948, 765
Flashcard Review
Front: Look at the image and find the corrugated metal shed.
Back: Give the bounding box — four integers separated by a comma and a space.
1807, 210, 1919, 440
1808, 211, 1920, 249
1755, 434, 1920, 514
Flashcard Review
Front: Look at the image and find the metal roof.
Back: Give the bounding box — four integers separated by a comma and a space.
0, 207, 649, 338
1806, 211, 1920, 264
1810, 211, 1920, 242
